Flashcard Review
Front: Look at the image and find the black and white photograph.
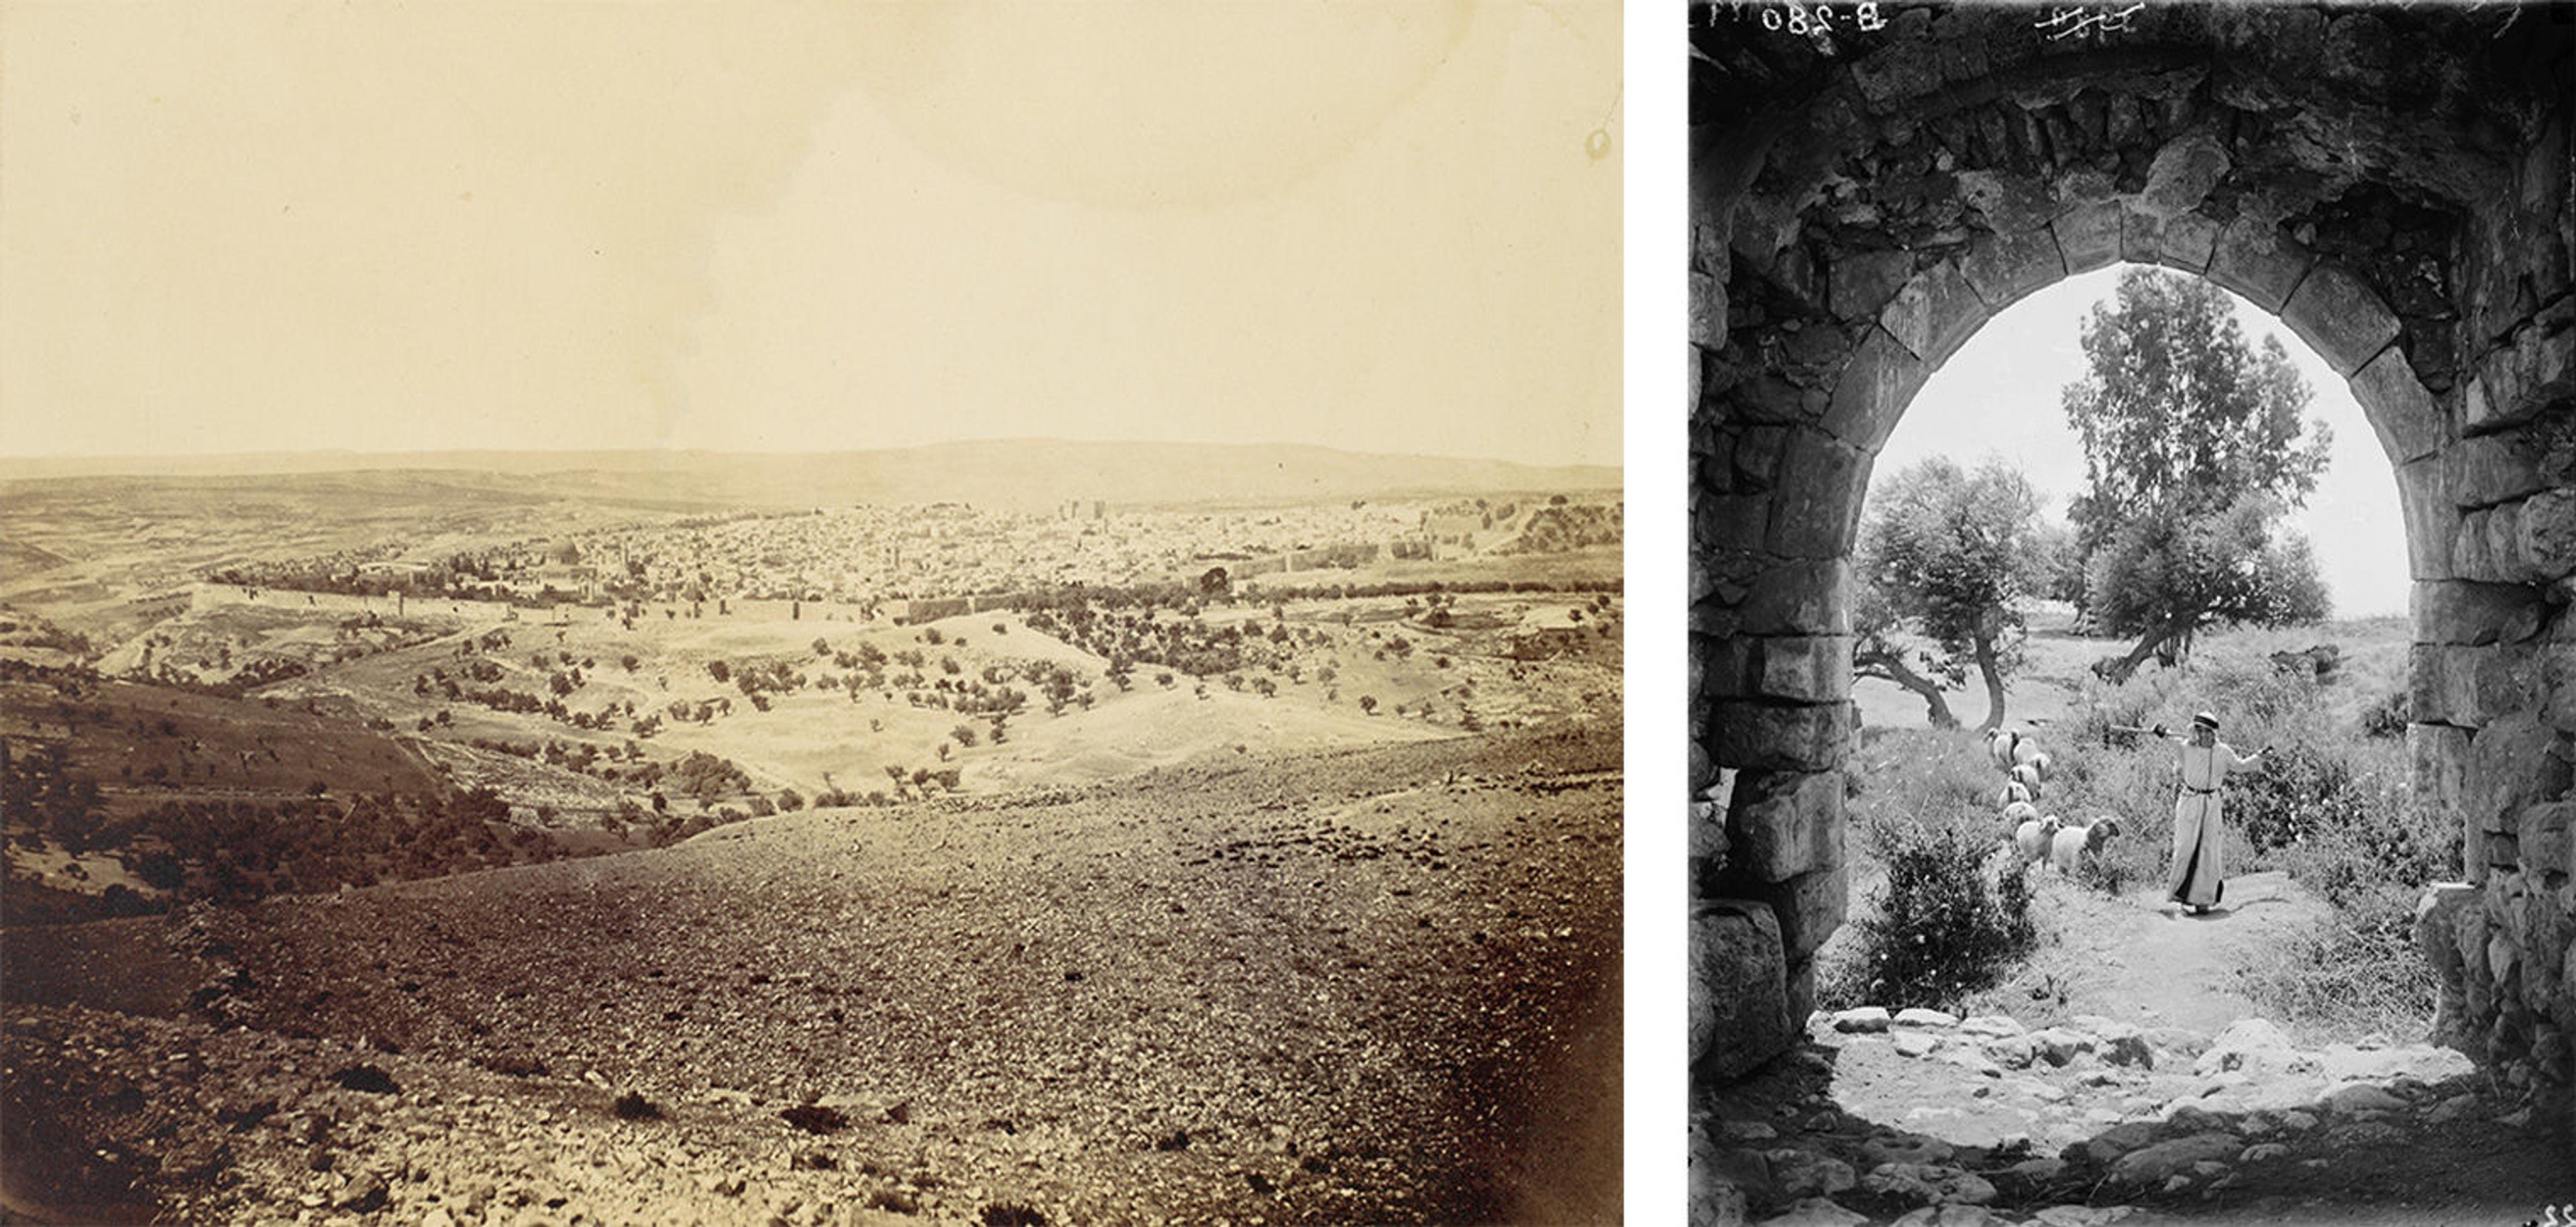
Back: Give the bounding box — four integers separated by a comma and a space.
0, 4, 1624, 1223
1689, 2, 2573, 1224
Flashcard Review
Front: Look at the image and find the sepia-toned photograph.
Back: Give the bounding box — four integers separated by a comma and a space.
1690, 2, 2571, 1224
0, 4, 1623, 1224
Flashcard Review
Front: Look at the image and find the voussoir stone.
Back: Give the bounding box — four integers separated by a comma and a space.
2280, 263, 2402, 378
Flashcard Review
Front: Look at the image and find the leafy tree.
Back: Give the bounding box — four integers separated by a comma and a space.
1854, 456, 2045, 731
2061, 268, 2332, 678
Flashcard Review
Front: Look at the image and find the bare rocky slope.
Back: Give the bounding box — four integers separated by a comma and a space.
5, 724, 1621, 1226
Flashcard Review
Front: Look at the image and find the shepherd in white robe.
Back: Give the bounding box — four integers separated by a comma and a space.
2153, 711, 2265, 914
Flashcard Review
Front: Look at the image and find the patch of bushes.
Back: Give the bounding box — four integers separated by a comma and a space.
330, 1064, 400, 1094
780, 1104, 848, 1134
2359, 687, 2409, 739
1824, 818, 2036, 1013
611, 1091, 661, 1120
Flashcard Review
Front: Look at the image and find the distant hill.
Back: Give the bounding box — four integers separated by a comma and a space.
0, 441, 1621, 511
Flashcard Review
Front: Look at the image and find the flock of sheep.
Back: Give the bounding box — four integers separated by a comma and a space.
1987, 726, 2122, 876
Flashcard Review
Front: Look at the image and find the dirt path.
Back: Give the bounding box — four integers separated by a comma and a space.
2028, 870, 2334, 1036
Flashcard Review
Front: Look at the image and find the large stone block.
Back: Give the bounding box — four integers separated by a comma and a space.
2398, 454, 2460, 580
2521, 889, 2569, 1015
2447, 433, 2548, 508
1702, 635, 1759, 700
2453, 507, 2506, 583
2465, 298, 2576, 432
1693, 899, 1794, 1082
1763, 864, 1849, 961
2207, 217, 2317, 314
1758, 635, 1856, 703
1695, 494, 1770, 553
2412, 580, 2546, 647
2414, 643, 2542, 727
2351, 345, 2447, 466
1733, 557, 1852, 637
1878, 262, 1990, 368
1767, 431, 1873, 559
2281, 263, 2402, 378
1954, 168, 2059, 233
2517, 489, 2576, 582
1725, 768, 1847, 884
1831, 248, 1917, 321
2487, 501, 2531, 583
2520, 802, 2573, 884
1959, 227, 2065, 311
2412, 721, 2472, 819
2467, 713, 2573, 839
1709, 699, 1854, 772
2137, 131, 2231, 218
1821, 327, 1929, 454
1693, 271, 1728, 349
2052, 201, 2125, 275
2121, 207, 2220, 273
2419, 882, 2479, 1051
2543, 645, 2576, 733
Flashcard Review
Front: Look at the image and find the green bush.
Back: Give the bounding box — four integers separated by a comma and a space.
2359, 687, 2409, 739
1826, 818, 2036, 1012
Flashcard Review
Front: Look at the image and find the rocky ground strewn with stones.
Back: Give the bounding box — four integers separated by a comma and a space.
5, 724, 1621, 1226
1695, 1007, 2571, 1226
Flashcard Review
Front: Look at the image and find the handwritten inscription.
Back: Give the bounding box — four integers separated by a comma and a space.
2033, 3, 2145, 41
1700, 3, 1887, 36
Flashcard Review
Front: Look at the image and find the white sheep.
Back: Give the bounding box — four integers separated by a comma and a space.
2012, 813, 2063, 866
1984, 727, 2029, 771
2047, 816, 2123, 874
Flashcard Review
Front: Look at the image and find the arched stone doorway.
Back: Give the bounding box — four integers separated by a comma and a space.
1688, 4, 2573, 1124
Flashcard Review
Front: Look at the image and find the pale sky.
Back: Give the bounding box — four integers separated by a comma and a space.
1877, 265, 2409, 618
0, 1, 1621, 468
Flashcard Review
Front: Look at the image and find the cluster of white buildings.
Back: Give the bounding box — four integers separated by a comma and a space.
532, 500, 1448, 606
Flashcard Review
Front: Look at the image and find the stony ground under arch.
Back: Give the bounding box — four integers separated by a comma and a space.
1695, 875, 2572, 1226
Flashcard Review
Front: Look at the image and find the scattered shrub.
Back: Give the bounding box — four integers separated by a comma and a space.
330, 1064, 400, 1094
780, 1104, 849, 1134
474, 1052, 549, 1078
612, 1091, 661, 1120
2359, 687, 2409, 739
981, 1204, 1048, 1227
1825, 818, 2035, 1012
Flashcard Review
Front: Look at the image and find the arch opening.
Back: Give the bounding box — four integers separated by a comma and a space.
1689, 4, 2575, 1142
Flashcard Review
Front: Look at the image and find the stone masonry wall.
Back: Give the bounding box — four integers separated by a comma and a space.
1690, 4, 2574, 1129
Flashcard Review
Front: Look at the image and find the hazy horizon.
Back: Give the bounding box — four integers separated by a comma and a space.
0, 435, 1625, 470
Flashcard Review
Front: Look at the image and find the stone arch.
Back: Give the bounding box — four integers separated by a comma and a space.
1690, 5, 2574, 1124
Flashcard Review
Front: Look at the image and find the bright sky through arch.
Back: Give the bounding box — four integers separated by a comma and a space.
1874, 264, 2407, 619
